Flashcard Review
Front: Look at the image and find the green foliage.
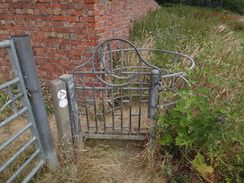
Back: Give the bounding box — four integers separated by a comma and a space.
0, 89, 11, 121
191, 154, 214, 178
0, 83, 23, 121
130, 5, 244, 182
0, 81, 53, 122
223, 0, 244, 14
41, 87, 54, 115
156, 0, 244, 14
157, 67, 243, 181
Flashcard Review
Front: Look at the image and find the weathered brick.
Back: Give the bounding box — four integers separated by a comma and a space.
85, 0, 99, 4
82, 41, 97, 46
50, 4, 63, 9
65, 16, 79, 22
14, 15, 25, 19
27, 9, 34, 15
70, 34, 78, 40
0, 0, 159, 83
53, 10, 61, 15
36, 3, 50, 8
11, 3, 23, 9
63, 33, 70, 39
40, 27, 53, 32
2, 3, 9, 8
53, 15, 65, 21
80, 17, 95, 23
75, 10, 83, 16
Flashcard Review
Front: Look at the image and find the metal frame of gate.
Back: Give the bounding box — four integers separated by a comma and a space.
0, 36, 58, 182
72, 38, 195, 141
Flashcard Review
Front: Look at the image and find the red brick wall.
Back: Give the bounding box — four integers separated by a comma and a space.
0, 0, 159, 84
94, 0, 159, 41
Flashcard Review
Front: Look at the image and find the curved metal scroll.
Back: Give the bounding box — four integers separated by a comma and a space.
72, 38, 195, 106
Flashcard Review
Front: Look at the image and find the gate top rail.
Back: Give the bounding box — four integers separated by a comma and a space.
72, 38, 195, 108
73, 38, 195, 87
0, 40, 11, 49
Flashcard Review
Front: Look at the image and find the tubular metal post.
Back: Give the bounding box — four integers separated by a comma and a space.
12, 35, 58, 168
148, 69, 160, 120
59, 74, 83, 148
148, 69, 160, 146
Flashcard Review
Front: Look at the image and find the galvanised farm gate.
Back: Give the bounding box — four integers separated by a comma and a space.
0, 35, 58, 183
56, 38, 195, 143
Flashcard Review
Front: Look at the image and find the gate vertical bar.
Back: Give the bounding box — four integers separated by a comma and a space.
101, 89, 106, 133
92, 79, 98, 133
59, 74, 83, 148
11, 35, 58, 168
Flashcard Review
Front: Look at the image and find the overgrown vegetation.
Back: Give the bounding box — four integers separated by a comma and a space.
155, 0, 244, 14
130, 5, 243, 182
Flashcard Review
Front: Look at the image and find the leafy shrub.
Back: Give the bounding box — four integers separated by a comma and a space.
130, 5, 244, 182
156, 0, 244, 14
223, 0, 244, 14
157, 74, 243, 181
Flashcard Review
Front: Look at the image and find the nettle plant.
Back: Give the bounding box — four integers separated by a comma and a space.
159, 85, 235, 150
156, 67, 243, 181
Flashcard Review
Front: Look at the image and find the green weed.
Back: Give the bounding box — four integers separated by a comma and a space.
130, 5, 244, 182
41, 87, 54, 115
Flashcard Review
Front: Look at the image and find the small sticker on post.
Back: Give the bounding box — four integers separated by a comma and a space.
59, 99, 68, 108
57, 90, 67, 99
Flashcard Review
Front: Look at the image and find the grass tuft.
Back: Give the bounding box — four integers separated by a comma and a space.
130, 5, 243, 182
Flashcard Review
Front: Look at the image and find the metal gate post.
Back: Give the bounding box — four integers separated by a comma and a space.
148, 69, 160, 120
11, 35, 58, 168
148, 69, 160, 144
59, 74, 83, 148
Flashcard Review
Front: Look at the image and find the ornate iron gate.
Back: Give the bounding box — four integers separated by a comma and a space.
72, 38, 194, 141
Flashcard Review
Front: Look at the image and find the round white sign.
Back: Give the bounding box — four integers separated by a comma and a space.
57, 90, 67, 99
59, 99, 68, 108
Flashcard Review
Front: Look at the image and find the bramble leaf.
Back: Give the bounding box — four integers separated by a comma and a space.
198, 87, 210, 93
202, 67, 211, 74
159, 134, 173, 146
191, 154, 214, 178
176, 126, 186, 134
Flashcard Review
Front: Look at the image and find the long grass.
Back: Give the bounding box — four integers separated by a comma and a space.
130, 5, 243, 182
130, 5, 243, 106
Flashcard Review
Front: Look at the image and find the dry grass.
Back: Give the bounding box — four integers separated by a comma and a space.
129, 6, 244, 182
0, 116, 162, 183
32, 137, 167, 183
0, 117, 40, 183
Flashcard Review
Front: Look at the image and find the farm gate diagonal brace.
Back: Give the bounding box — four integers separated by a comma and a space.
52, 38, 195, 148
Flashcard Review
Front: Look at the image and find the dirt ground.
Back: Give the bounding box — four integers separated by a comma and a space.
82, 139, 167, 183
47, 115, 167, 183
0, 114, 167, 183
